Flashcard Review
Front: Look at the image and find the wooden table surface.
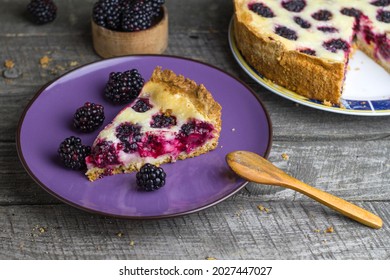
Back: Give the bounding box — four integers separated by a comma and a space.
1, 0, 389, 260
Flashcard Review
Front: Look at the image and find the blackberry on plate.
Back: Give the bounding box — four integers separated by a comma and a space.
105, 69, 144, 104
92, 0, 123, 30
58, 136, 91, 170
73, 102, 105, 132
122, 0, 154, 31
136, 163, 166, 191
27, 0, 57, 24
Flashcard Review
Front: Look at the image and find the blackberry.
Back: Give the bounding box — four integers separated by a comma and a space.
249, 3, 275, 18
136, 163, 166, 191
92, 0, 123, 30
105, 69, 144, 104
150, 113, 177, 128
122, 0, 153, 31
377, 10, 390, 23
323, 38, 350, 53
148, 0, 165, 17
26, 0, 57, 24
340, 8, 362, 18
370, 0, 390, 7
275, 26, 298, 40
73, 102, 105, 132
317, 26, 338, 33
115, 122, 142, 153
91, 140, 120, 168
58, 136, 91, 170
281, 0, 306, 13
312, 10, 333, 21
299, 48, 316, 56
132, 98, 152, 112
294, 16, 311, 29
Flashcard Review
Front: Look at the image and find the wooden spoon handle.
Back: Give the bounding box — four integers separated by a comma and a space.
282, 177, 383, 229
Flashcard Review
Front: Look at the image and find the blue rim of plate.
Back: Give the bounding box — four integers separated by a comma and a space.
228, 18, 390, 116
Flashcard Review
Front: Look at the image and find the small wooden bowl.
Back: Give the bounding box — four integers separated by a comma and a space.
92, 6, 168, 58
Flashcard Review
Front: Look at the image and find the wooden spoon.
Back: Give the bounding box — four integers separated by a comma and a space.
226, 151, 383, 229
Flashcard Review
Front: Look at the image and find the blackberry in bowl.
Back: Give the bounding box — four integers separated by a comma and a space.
91, 0, 168, 58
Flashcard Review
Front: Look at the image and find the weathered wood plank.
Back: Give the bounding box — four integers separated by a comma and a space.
2, 140, 388, 205
0, 201, 388, 260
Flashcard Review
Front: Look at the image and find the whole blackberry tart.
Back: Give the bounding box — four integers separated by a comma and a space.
234, 0, 390, 105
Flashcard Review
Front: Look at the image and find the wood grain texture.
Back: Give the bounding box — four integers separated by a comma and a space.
0, 0, 389, 260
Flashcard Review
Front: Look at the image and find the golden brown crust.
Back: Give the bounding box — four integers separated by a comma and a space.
233, 12, 344, 105
150, 66, 222, 133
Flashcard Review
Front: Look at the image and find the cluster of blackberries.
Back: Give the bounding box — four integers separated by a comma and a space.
27, 0, 57, 24
93, 0, 165, 32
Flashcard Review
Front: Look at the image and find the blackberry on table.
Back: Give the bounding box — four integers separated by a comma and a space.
136, 163, 166, 191
73, 102, 105, 132
105, 69, 144, 104
27, 0, 57, 24
58, 136, 91, 170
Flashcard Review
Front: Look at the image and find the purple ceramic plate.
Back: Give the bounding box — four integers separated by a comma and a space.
16, 55, 272, 219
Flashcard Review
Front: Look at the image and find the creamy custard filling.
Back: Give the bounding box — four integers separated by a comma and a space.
86, 82, 217, 170
239, 0, 390, 63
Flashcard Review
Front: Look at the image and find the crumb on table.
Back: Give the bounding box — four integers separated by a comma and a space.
206, 257, 217, 260
39, 56, 52, 68
116, 231, 124, 237
281, 153, 289, 161
325, 226, 334, 233
257, 204, 270, 213
4, 60, 15, 69
69, 61, 79, 67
